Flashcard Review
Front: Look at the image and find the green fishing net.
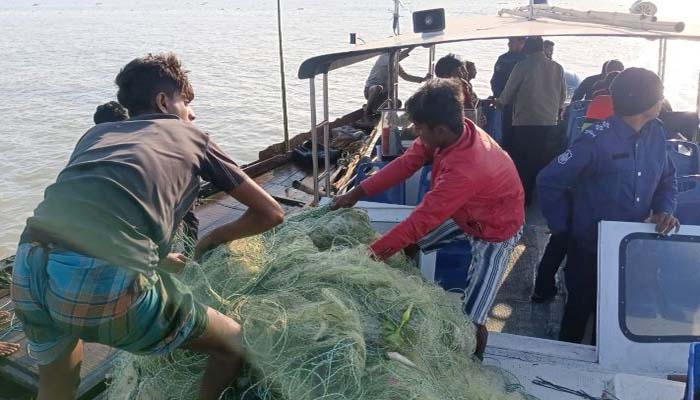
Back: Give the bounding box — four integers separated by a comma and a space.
107, 207, 534, 400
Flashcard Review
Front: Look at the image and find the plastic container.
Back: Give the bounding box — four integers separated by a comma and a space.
676, 175, 700, 225
354, 162, 406, 205
416, 164, 433, 202
666, 140, 700, 177
433, 240, 472, 292
380, 110, 402, 157
291, 140, 340, 168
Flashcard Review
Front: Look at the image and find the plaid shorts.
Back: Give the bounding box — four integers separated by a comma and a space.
11, 243, 208, 365
418, 220, 523, 325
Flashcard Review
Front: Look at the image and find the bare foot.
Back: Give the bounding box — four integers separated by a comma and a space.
0, 311, 20, 357
0, 341, 19, 357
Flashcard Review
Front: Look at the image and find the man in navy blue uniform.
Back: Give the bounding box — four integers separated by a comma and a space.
537, 68, 679, 344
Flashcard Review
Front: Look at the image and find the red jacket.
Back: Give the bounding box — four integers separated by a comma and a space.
361, 119, 525, 259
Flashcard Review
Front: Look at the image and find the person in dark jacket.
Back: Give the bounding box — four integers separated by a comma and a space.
491, 37, 527, 152
537, 67, 679, 344
497, 36, 566, 205
491, 37, 527, 97
571, 59, 624, 102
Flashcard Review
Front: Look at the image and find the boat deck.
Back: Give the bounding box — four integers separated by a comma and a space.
0, 155, 570, 399
486, 205, 567, 341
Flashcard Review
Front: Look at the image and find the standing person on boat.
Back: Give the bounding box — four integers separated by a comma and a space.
490, 37, 526, 98
333, 78, 525, 360
571, 59, 624, 102
491, 36, 526, 151
363, 48, 428, 122
537, 67, 679, 344
497, 36, 567, 206
10, 53, 284, 400
543, 39, 581, 101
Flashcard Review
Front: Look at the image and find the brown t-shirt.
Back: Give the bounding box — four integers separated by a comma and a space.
22, 114, 245, 272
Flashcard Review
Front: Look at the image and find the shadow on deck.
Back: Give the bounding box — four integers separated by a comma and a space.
486, 205, 567, 341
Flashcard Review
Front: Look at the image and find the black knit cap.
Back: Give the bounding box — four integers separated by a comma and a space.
611, 67, 664, 116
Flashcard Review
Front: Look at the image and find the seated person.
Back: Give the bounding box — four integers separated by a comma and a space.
364, 48, 428, 121
11, 53, 284, 400
434, 53, 478, 109
333, 78, 525, 360
538, 67, 679, 344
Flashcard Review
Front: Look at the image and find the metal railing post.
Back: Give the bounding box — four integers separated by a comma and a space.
309, 78, 319, 205
428, 45, 436, 77
392, 49, 400, 106
697, 71, 700, 119
322, 73, 331, 194
657, 38, 667, 83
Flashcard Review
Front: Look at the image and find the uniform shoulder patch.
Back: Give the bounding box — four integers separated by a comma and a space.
584, 128, 597, 138
557, 149, 573, 165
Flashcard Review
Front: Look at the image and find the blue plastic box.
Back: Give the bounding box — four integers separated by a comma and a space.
433, 240, 472, 292
355, 161, 405, 205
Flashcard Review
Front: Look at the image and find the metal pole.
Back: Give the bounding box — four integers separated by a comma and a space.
696, 71, 700, 118
277, 0, 290, 152
387, 51, 397, 108
309, 78, 319, 205
392, 49, 400, 107
657, 38, 667, 83
322, 73, 331, 193
529, 0, 535, 20
393, 0, 400, 35
428, 45, 436, 77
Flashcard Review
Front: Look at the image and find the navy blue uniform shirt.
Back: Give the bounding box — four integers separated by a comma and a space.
537, 115, 677, 253
490, 51, 527, 97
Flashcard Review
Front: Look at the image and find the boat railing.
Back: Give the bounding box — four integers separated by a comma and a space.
308, 73, 332, 205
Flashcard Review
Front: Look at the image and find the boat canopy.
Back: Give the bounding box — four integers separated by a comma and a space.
298, 14, 700, 79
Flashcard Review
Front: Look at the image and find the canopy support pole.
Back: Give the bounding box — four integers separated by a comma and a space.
393, 0, 400, 35
657, 38, 667, 83
428, 45, 436, 77
322, 73, 331, 193
277, 0, 290, 152
309, 78, 319, 205
696, 71, 700, 119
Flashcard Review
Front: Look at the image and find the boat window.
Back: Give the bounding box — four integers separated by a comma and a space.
620, 233, 700, 342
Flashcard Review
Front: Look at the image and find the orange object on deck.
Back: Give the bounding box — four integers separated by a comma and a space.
585, 95, 614, 121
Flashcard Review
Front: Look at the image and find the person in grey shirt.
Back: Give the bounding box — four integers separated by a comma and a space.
364, 48, 427, 121
14, 53, 284, 400
497, 36, 566, 205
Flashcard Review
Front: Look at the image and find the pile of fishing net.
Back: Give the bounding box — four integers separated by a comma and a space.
107, 206, 534, 400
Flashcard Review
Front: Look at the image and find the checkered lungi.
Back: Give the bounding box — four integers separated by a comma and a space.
11, 242, 207, 365
418, 220, 523, 325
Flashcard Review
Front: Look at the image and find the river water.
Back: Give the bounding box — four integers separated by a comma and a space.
1, 0, 699, 257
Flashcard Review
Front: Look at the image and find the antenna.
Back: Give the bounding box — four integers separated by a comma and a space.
276, 0, 290, 152
393, 0, 400, 35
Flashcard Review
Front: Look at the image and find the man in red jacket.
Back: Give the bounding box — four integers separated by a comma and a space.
333, 78, 525, 359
